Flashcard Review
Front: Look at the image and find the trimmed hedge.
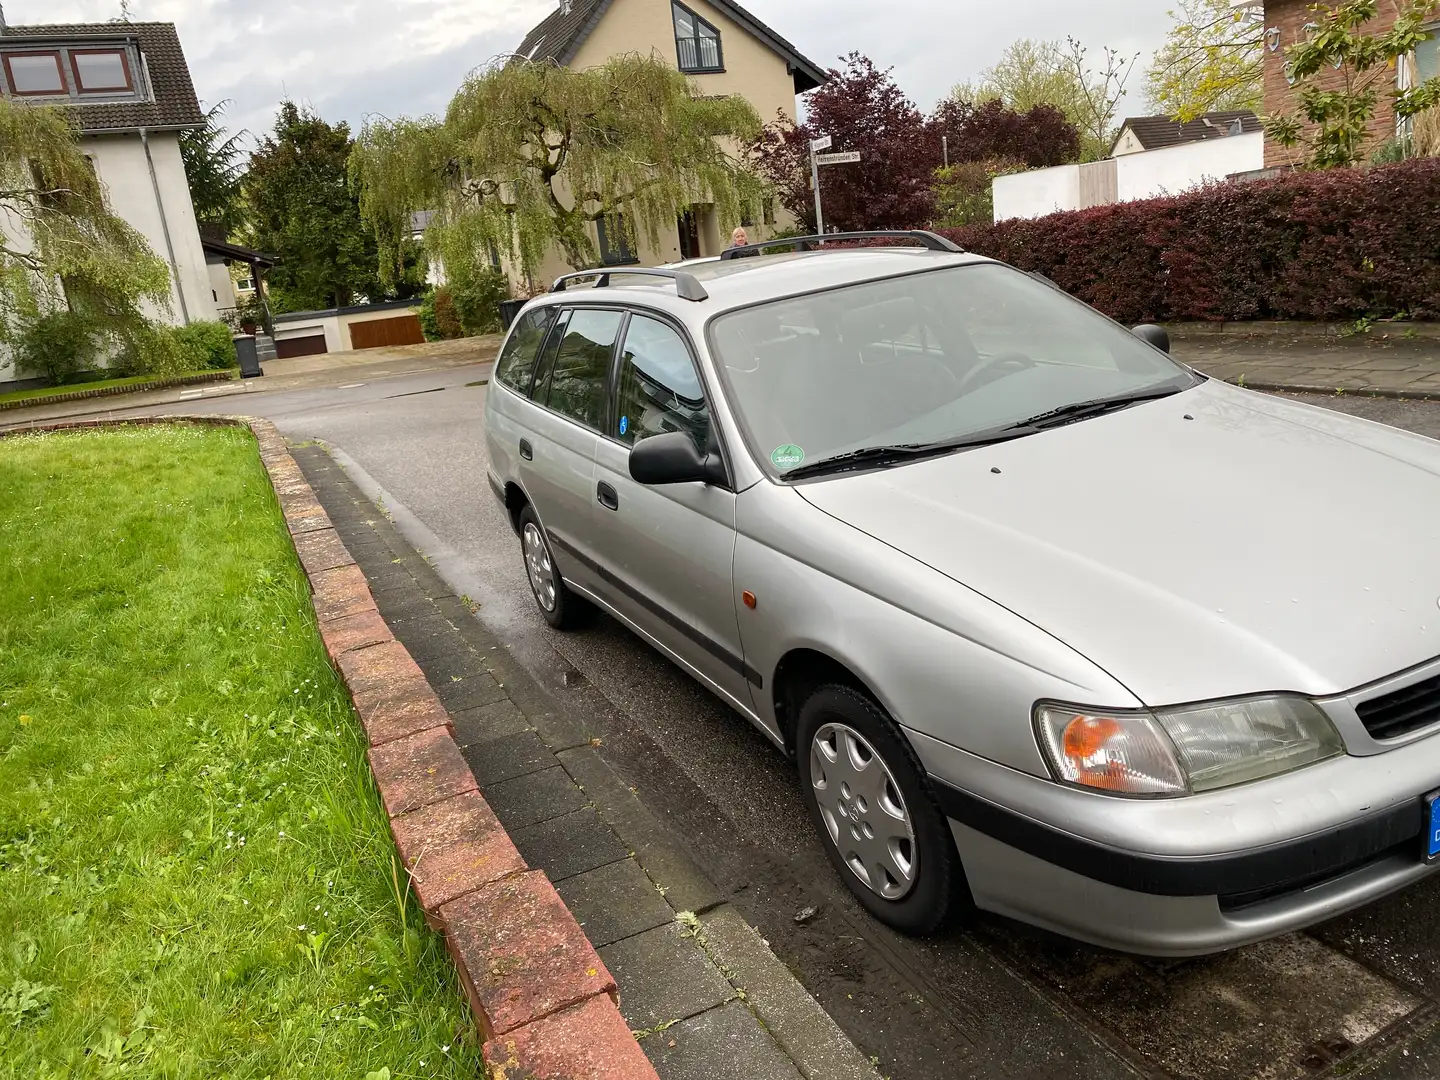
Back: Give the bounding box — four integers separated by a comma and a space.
940, 158, 1440, 325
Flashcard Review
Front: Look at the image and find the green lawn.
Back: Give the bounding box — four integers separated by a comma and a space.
0, 426, 478, 1078
0, 370, 233, 406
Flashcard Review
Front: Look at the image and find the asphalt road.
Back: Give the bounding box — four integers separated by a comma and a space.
136, 372, 1440, 1080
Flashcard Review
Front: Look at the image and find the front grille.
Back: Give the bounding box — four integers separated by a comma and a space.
1357, 672, 1440, 741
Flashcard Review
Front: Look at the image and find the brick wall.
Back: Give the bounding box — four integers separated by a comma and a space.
1263, 0, 1404, 166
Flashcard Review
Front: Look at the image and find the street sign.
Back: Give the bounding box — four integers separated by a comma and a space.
809, 134, 832, 152
815, 151, 861, 165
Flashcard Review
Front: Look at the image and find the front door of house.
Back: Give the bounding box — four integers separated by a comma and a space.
678, 212, 701, 260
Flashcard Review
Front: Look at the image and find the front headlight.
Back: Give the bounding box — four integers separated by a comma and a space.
1035, 696, 1343, 797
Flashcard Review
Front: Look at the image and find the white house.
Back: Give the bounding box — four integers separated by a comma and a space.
992, 111, 1266, 223
0, 16, 216, 383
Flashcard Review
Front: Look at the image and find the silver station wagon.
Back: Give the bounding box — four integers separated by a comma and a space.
484, 230, 1440, 955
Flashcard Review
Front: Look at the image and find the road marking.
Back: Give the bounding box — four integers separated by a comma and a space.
178, 388, 203, 397
338, 383, 366, 389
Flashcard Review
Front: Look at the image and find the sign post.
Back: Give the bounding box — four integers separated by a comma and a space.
809, 135, 831, 238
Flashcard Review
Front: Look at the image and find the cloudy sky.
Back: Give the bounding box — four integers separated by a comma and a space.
3, 0, 1175, 145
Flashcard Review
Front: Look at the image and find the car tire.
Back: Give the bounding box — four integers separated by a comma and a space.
796, 684, 967, 934
517, 505, 588, 630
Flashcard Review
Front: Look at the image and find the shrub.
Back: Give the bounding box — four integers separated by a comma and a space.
418, 286, 464, 341
13, 310, 97, 386
170, 320, 237, 369
449, 268, 510, 336
941, 158, 1440, 324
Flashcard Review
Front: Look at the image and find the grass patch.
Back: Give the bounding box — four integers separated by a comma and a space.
0, 426, 478, 1078
0, 370, 233, 406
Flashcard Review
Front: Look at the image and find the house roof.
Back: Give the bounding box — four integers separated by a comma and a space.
0, 21, 203, 133
202, 238, 278, 269
1112, 110, 1262, 155
514, 0, 828, 94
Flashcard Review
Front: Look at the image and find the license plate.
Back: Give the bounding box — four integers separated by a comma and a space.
1426, 792, 1440, 863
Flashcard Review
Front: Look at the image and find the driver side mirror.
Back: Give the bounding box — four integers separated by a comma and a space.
629, 431, 727, 486
1130, 324, 1171, 354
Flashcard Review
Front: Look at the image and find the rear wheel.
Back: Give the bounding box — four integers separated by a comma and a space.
517, 505, 588, 630
796, 684, 967, 934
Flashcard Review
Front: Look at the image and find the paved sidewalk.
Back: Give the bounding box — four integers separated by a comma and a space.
1174, 334, 1440, 397
0, 336, 500, 428
292, 444, 878, 1080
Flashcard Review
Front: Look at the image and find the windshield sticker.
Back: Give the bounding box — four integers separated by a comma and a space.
619, 416, 629, 436
771, 444, 805, 471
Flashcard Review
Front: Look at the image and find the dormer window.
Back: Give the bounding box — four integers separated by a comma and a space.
3, 51, 65, 95
672, 2, 722, 74
71, 50, 132, 93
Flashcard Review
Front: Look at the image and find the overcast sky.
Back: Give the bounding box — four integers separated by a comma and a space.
4, 0, 1174, 146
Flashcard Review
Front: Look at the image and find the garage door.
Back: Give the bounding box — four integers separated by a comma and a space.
275, 334, 328, 359
348, 314, 425, 350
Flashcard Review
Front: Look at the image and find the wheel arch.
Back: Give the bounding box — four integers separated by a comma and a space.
503, 482, 530, 537
772, 648, 889, 759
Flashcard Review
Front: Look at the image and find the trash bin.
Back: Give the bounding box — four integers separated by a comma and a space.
498, 298, 526, 331
233, 334, 263, 379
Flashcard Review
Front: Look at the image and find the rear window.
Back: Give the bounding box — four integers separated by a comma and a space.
495, 307, 557, 394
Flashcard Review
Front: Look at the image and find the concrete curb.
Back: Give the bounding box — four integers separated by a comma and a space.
1222, 376, 1439, 401
0, 369, 235, 412
2, 415, 659, 1080
1170, 319, 1440, 340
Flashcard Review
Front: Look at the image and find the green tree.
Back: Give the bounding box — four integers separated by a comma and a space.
0, 98, 173, 384
179, 100, 247, 237
1266, 0, 1440, 168
1146, 0, 1266, 121
351, 54, 766, 280
952, 37, 1137, 160
246, 101, 421, 311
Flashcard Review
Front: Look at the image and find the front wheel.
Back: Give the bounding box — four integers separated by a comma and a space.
517, 505, 588, 630
796, 684, 967, 934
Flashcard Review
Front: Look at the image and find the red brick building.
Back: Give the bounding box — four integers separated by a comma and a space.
1261, 0, 1439, 166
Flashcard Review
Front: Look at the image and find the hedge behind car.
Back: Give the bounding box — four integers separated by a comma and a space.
940, 158, 1440, 326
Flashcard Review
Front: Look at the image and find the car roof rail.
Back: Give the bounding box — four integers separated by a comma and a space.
719, 229, 963, 261
550, 267, 709, 302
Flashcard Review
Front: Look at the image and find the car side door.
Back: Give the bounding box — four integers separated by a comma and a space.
512, 306, 626, 598
587, 311, 753, 714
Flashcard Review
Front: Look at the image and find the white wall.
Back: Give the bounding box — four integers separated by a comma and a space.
205, 257, 234, 312
992, 132, 1266, 222
85, 131, 218, 326
274, 315, 345, 354
1115, 132, 1264, 202
992, 165, 1082, 222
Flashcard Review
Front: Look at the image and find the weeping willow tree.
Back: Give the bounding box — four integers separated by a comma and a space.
1, 97, 173, 382
351, 54, 767, 284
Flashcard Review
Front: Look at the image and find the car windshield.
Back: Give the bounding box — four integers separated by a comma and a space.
708, 262, 1199, 478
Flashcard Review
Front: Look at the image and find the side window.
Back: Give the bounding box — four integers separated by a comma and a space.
614, 315, 709, 451
494, 307, 557, 395
539, 309, 624, 430
530, 309, 571, 399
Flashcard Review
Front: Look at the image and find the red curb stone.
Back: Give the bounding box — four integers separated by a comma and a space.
293, 528, 355, 575
353, 678, 452, 748
337, 639, 427, 697
441, 870, 617, 1039
320, 610, 394, 661
311, 564, 378, 623
390, 791, 526, 925
482, 995, 659, 1080
367, 726, 477, 817
281, 493, 331, 534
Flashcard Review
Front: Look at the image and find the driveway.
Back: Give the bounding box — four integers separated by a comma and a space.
125, 365, 1440, 1080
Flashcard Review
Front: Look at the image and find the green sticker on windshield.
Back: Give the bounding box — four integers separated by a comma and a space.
771, 444, 805, 471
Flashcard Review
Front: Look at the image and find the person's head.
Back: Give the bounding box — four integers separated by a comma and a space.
730, 226, 749, 248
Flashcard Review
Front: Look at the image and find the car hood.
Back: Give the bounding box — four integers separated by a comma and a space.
797, 380, 1440, 705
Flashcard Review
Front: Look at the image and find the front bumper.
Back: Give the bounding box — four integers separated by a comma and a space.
909, 728, 1440, 955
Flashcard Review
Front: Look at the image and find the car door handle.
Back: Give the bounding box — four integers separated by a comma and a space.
597, 481, 619, 511
519, 439, 533, 461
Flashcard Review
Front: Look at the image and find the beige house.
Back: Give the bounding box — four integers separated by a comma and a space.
512, 0, 827, 283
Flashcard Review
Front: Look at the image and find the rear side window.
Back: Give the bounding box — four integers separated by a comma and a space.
538, 309, 624, 431
614, 315, 708, 451
494, 307, 556, 394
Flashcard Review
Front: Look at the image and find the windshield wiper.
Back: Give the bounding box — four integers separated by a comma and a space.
783, 425, 1041, 480
1016, 385, 1186, 430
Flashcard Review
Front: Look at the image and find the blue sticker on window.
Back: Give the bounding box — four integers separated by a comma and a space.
619, 416, 629, 436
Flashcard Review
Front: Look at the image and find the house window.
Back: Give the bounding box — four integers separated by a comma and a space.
236, 277, 255, 292
3, 51, 66, 95
70, 49, 132, 93
672, 3, 723, 73
597, 214, 637, 265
